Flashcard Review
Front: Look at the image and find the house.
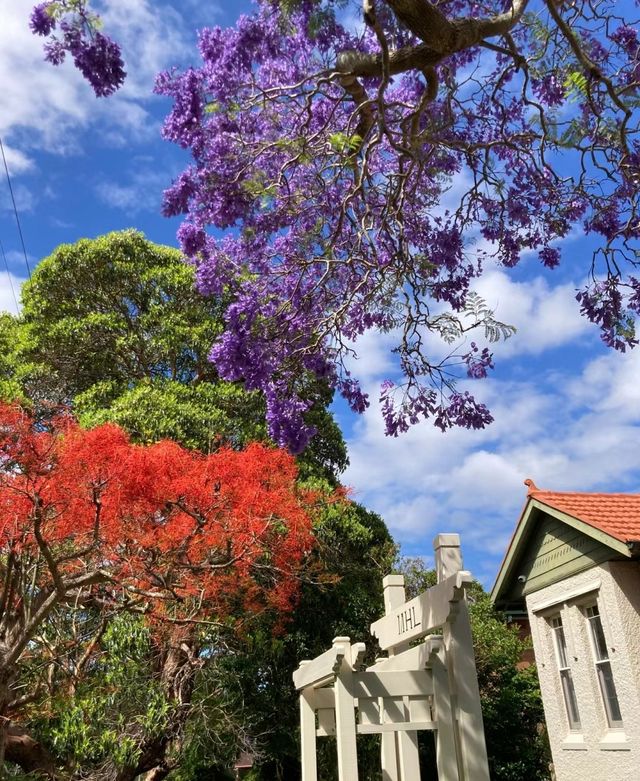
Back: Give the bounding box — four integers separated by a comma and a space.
492, 480, 640, 781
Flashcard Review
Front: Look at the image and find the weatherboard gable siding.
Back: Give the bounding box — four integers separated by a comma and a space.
518, 513, 614, 596
492, 499, 631, 606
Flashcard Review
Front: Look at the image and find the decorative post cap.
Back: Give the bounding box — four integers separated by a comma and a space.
433, 533, 461, 548
433, 534, 463, 582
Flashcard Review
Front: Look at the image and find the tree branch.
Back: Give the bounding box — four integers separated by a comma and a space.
4, 724, 61, 780
5, 570, 110, 668
337, 0, 528, 87
337, 42, 441, 80
385, 0, 529, 51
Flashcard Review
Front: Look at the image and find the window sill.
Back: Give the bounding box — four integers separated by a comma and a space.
562, 734, 587, 751
599, 732, 630, 751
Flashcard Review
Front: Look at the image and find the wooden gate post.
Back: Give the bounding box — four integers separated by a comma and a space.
380, 575, 421, 781
429, 638, 459, 781
332, 637, 359, 781
434, 534, 490, 781
298, 675, 318, 781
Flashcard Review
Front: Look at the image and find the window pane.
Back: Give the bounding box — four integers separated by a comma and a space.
585, 603, 623, 728
586, 608, 609, 661
597, 661, 623, 726
551, 618, 569, 668
550, 615, 581, 730
561, 669, 581, 729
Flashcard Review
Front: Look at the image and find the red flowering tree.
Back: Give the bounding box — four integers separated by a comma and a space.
0, 403, 313, 775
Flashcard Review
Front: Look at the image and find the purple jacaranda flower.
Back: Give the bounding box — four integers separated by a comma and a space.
30, 2, 55, 36
151, 0, 640, 451
70, 31, 125, 97
30, 1, 125, 96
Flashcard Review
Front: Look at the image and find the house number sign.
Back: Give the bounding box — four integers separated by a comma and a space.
371, 569, 473, 651
397, 605, 421, 636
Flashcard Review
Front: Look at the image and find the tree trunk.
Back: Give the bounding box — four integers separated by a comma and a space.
4, 726, 59, 779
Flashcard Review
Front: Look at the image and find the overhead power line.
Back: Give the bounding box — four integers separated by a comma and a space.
0, 238, 20, 314
0, 136, 31, 280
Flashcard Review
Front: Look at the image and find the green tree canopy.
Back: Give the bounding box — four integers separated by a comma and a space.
5, 229, 347, 481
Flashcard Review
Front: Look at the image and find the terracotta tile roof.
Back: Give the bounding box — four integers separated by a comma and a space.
524, 478, 640, 544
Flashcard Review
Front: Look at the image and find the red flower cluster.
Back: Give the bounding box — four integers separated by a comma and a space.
0, 404, 314, 625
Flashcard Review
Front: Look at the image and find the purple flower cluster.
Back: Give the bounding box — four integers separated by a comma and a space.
153, 0, 640, 451
532, 74, 565, 107
379, 381, 493, 437
29, 3, 55, 36
29, 1, 125, 97
464, 344, 494, 380
577, 281, 638, 352
611, 26, 639, 58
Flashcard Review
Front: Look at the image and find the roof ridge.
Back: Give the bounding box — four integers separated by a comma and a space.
534, 490, 640, 498
525, 487, 640, 545
523, 479, 640, 500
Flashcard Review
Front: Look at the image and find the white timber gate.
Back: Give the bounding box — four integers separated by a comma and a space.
292, 533, 490, 781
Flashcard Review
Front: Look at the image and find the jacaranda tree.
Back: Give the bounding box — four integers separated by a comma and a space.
0, 403, 314, 777
30, 1, 640, 451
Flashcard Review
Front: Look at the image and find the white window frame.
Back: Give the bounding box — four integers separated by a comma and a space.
549, 613, 582, 731
583, 602, 623, 729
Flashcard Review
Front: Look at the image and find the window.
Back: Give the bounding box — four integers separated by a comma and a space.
584, 603, 623, 728
550, 615, 581, 730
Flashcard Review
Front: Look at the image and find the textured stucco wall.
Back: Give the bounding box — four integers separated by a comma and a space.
526, 560, 640, 781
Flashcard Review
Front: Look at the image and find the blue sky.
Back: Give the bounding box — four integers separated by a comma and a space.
2, 0, 639, 587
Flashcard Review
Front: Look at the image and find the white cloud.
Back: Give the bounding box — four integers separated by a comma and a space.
0, 3, 90, 150
0, 145, 34, 175
102, 0, 193, 96
0, 272, 24, 315
341, 303, 640, 586
95, 166, 170, 213
0, 182, 36, 214
567, 349, 640, 421
343, 265, 592, 411
0, 1, 203, 159
472, 268, 591, 357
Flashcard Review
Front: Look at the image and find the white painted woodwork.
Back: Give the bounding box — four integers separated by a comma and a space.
333, 638, 359, 779
409, 696, 432, 722
358, 697, 379, 726
434, 533, 463, 582
299, 687, 318, 781
435, 538, 491, 781
371, 570, 473, 651
381, 575, 405, 781
307, 688, 333, 710
293, 533, 491, 781
292, 644, 346, 690
431, 644, 459, 781
380, 727, 400, 781
351, 670, 433, 698
396, 696, 421, 777
369, 642, 434, 673
357, 721, 437, 733
381, 573, 421, 781
316, 708, 336, 737
529, 578, 601, 612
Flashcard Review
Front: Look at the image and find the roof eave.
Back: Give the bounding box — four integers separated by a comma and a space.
490, 497, 536, 605
491, 496, 633, 606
